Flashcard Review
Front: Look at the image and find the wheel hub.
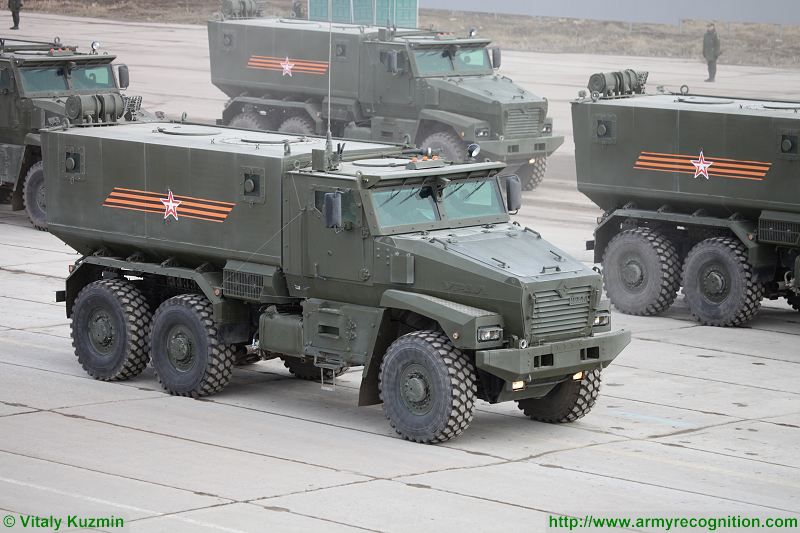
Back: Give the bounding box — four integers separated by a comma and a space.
699, 263, 730, 303
621, 260, 644, 287
400, 364, 433, 415
88, 310, 115, 354
36, 184, 46, 211
703, 270, 726, 295
166, 328, 195, 372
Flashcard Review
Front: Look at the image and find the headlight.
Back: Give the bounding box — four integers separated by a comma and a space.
477, 326, 503, 342
593, 314, 610, 327
475, 127, 490, 138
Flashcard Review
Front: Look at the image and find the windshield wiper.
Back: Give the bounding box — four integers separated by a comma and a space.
444, 182, 467, 199
397, 186, 423, 206
462, 181, 487, 201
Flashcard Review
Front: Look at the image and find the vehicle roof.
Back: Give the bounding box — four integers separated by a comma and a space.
586, 92, 800, 119
217, 17, 490, 45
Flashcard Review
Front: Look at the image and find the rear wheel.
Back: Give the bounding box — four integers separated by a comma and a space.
515, 157, 547, 191
150, 294, 235, 397
602, 228, 681, 316
71, 279, 151, 381
379, 330, 476, 443
281, 356, 349, 380
517, 369, 601, 423
228, 111, 273, 131
22, 161, 46, 231
278, 115, 315, 135
682, 237, 763, 326
419, 131, 467, 163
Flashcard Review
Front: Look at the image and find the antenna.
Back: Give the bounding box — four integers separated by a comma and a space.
325, 0, 334, 167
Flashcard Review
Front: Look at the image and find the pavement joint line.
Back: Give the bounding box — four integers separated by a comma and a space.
44, 407, 384, 479
0, 242, 77, 256
0, 266, 64, 280
653, 441, 800, 471
0, 449, 235, 504
526, 460, 800, 515
246, 501, 380, 532
612, 362, 800, 395
602, 394, 737, 418
634, 336, 800, 362
2, 322, 72, 333
0, 294, 65, 307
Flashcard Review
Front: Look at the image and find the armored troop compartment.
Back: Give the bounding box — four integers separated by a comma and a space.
573, 73, 800, 326
43, 121, 628, 443
208, 16, 563, 190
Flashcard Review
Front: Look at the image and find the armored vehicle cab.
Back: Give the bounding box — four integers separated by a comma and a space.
43, 122, 627, 443
0, 37, 144, 230
208, 14, 563, 190
573, 70, 800, 326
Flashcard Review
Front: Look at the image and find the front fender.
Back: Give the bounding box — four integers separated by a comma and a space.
380, 289, 504, 350
415, 109, 485, 142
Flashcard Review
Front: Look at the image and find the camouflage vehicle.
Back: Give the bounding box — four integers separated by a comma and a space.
207, 12, 563, 190
573, 70, 800, 326
43, 122, 628, 443
0, 37, 144, 230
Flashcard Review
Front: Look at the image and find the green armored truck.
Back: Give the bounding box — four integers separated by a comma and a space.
207, 11, 563, 190
43, 122, 628, 443
0, 37, 144, 230
573, 70, 800, 326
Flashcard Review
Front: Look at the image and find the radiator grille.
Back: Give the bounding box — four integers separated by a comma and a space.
759, 218, 800, 246
504, 108, 541, 139
530, 286, 592, 339
223, 269, 264, 301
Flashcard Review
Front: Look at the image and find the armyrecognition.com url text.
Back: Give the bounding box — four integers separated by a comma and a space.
548, 514, 799, 531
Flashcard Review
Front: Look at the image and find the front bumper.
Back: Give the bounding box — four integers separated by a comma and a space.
475, 328, 630, 383
478, 133, 565, 164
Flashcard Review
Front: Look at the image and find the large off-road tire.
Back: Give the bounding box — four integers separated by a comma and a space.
150, 294, 235, 397
682, 237, 764, 326
419, 131, 467, 163
71, 279, 151, 381
379, 330, 476, 444
516, 157, 547, 191
517, 368, 602, 423
22, 161, 47, 231
602, 228, 681, 316
228, 111, 271, 131
278, 114, 315, 135
280, 356, 349, 380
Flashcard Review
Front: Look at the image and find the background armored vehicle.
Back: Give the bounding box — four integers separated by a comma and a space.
573, 70, 800, 326
42, 121, 627, 443
0, 37, 144, 230
207, 15, 563, 190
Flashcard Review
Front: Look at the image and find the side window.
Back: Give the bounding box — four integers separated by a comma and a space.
0, 67, 12, 93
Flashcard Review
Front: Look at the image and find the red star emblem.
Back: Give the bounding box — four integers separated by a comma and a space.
160, 190, 181, 220
280, 56, 295, 77
691, 150, 713, 179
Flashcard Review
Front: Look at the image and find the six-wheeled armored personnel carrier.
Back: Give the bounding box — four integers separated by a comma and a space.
207, 14, 563, 190
573, 70, 800, 326
42, 121, 628, 443
0, 37, 146, 230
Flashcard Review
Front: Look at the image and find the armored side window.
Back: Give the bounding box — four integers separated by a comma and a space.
0, 68, 11, 92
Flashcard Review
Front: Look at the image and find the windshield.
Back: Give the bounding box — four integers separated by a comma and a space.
371, 178, 506, 231
413, 47, 492, 77
19, 65, 115, 93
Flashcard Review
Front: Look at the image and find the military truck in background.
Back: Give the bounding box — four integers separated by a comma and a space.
0, 37, 145, 230
573, 70, 800, 326
42, 121, 628, 443
207, 6, 563, 190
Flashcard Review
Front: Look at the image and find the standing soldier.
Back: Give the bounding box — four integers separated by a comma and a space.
703, 22, 721, 82
8, 0, 21, 30
291, 0, 306, 19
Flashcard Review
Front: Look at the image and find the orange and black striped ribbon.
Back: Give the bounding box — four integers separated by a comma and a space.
102, 187, 235, 223
634, 151, 771, 181
247, 55, 329, 76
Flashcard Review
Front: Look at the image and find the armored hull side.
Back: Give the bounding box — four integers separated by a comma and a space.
573, 94, 800, 219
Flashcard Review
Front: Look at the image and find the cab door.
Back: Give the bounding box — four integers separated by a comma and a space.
0, 63, 24, 187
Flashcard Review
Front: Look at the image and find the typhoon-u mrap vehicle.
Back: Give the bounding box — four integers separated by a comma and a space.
207, 3, 563, 190
42, 120, 628, 443
573, 69, 800, 327
0, 37, 145, 230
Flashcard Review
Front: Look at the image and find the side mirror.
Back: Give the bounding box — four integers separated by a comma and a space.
491, 47, 502, 70
505, 175, 522, 212
387, 51, 399, 74
117, 65, 129, 90
324, 192, 342, 229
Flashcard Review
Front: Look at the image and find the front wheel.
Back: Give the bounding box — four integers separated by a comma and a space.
22, 161, 46, 231
379, 330, 476, 444
150, 294, 235, 397
682, 237, 763, 326
418, 131, 467, 163
514, 157, 547, 191
517, 369, 602, 423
